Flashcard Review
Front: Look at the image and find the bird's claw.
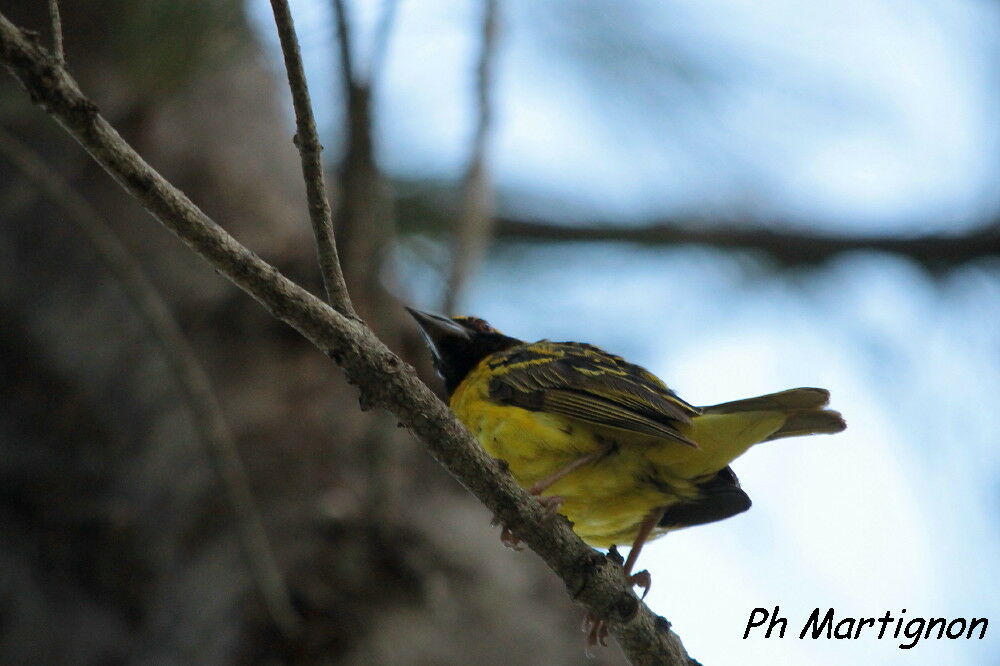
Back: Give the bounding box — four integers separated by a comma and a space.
498, 524, 524, 551
492, 494, 565, 551
628, 569, 652, 599
490, 513, 525, 550
536, 494, 564, 516
582, 613, 610, 656
578, 568, 652, 655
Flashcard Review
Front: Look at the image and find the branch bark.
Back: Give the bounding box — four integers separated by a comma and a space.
0, 126, 300, 639
269, 0, 356, 317
2, 12, 696, 665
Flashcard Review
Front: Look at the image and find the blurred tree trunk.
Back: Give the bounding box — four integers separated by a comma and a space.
0, 1, 625, 664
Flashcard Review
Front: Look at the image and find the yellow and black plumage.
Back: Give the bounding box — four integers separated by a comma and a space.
408, 309, 846, 551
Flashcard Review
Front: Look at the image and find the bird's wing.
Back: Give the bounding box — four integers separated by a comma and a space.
485, 342, 701, 447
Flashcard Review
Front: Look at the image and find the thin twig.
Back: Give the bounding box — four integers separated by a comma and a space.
0, 126, 300, 640
443, 0, 499, 313
0, 15, 697, 663
47, 0, 64, 64
269, 0, 357, 318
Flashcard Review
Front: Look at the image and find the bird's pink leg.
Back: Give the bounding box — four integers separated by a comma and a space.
497, 446, 611, 550
585, 506, 667, 651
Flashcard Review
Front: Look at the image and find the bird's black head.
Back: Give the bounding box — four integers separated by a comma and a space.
406, 308, 522, 394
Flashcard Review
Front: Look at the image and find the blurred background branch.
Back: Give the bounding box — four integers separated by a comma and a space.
330, 0, 396, 323
395, 182, 999, 271
367, 0, 399, 83
490, 217, 1000, 269
0, 125, 300, 639
442, 0, 500, 313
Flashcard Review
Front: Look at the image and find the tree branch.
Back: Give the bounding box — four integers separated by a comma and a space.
0, 125, 301, 639
269, 0, 356, 318
443, 0, 500, 313
492, 216, 1000, 268
2, 13, 695, 664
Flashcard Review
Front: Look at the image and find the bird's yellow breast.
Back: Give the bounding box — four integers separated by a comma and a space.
450, 358, 703, 547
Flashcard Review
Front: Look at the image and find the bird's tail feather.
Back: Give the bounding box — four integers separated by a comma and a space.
764, 408, 846, 440
701, 387, 846, 441
701, 387, 831, 413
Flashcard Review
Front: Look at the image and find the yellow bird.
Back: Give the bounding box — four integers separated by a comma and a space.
408, 309, 845, 595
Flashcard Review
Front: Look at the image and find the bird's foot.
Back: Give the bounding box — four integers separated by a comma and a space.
497, 524, 524, 551
489, 513, 525, 551
582, 613, 610, 656
627, 569, 652, 599
578, 567, 652, 655
492, 494, 565, 551
536, 493, 564, 516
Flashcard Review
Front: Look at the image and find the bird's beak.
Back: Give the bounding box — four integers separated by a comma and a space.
405, 307, 471, 352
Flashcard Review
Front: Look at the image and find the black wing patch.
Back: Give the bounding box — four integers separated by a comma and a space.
658, 466, 751, 529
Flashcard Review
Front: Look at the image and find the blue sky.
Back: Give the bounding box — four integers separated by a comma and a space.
252, 0, 999, 662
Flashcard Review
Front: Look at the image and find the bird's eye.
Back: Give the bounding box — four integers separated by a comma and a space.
454, 316, 495, 333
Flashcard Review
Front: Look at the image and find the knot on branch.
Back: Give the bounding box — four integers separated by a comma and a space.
73, 97, 99, 120
570, 548, 650, 624
569, 549, 611, 599
612, 593, 639, 623
380, 352, 409, 374
124, 169, 155, 196
18, 26, 41, 45
358, 391, 377, 411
